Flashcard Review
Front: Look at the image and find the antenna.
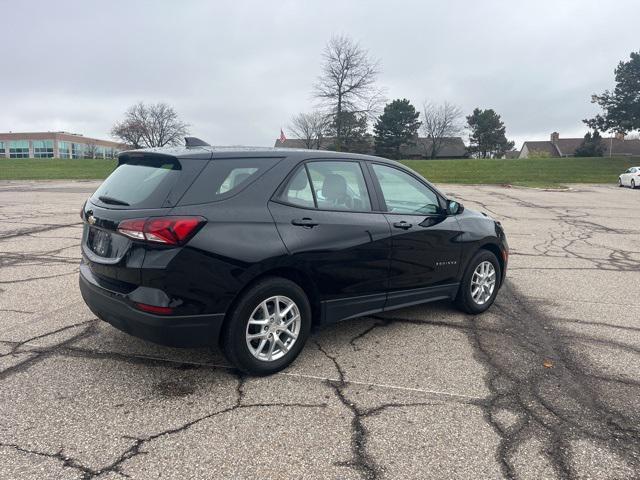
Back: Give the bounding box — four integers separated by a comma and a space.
185, 137, 211, 147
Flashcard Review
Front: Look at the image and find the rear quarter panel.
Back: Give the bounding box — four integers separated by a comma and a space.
152, 160, 298, 314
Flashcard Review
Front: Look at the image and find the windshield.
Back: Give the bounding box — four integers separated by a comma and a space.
92, 157, 181, 209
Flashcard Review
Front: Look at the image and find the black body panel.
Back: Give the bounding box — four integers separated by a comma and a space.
383, 212, 462, 308
268, 201, 392, 322
80, 264, 223, 347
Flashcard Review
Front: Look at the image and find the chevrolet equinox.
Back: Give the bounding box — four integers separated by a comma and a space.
79, 138, 508, 375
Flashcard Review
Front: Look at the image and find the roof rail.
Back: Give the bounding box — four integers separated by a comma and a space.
185, 137, 211, 147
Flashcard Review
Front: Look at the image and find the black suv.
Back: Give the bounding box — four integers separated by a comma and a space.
80, 140, 508, 375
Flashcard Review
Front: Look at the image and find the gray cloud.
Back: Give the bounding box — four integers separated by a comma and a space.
2, 0, 638, 149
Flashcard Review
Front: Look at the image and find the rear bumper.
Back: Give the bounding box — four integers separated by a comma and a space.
79, 265, 224, 348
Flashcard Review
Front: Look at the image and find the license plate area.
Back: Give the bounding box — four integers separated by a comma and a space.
87, 227, 115, 258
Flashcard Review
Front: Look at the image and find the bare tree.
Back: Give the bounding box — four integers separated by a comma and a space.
84, 143, 98, 159
289, 111, 329, 149
313, 35, 384, 151
111, 102, 189, 148
421, 101, 463, 159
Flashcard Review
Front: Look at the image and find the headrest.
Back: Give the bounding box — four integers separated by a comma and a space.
289, 170, 309, 191
232, 172, 251, 188
322, 174, 347, 200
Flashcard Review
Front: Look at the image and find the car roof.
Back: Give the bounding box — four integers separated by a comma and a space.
119, 145, 401, 165
117, 145, 449, 201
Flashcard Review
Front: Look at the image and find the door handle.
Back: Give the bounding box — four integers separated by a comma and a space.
393, 221, 412, 230
291, 218, 318, 228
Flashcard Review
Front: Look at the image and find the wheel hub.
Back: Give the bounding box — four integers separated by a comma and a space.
470, 261, 496, 305
246, 295, 301, 362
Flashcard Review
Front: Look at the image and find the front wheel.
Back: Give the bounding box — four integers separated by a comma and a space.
619, 177, 624, 187
632, 179, 637, 189
455, 250, 501, 314
221, 277, 311, 375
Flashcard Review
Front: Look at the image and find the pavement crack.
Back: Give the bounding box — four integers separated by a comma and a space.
0, 222, 81, 241
0, 442, 101, 478
314, 339, 442, 480
464, 280, 640, 479
0, 320, 98, 380
78, 375, 326, 478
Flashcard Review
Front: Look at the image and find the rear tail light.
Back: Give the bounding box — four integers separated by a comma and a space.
117, 216, 206, 245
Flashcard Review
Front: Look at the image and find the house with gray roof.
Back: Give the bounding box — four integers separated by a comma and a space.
519, 132, 640, 158
274, 135, 467, 159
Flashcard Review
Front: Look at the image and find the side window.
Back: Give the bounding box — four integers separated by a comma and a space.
277, 165, 315, 208
307, 161, 372, 211
217, 167, 259, 194
371, 164, 441, 215
179, 158, 275, 205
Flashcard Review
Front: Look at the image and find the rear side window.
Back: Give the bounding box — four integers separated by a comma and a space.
179, 158, 277, 205
307, 161, 371, 211
92, 157, 181, 209
278, 166, 315, 208
276, 161, 372, 212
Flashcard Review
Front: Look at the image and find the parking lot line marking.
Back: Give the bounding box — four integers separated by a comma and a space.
16, 342, 484, 402
278, 371, 484, 401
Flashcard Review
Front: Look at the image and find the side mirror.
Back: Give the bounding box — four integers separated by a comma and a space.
447, 200, 464, 215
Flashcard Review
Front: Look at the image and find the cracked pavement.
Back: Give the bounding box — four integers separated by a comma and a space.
0, 180, 639, 479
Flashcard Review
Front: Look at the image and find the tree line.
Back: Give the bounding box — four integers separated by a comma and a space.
291, 35, 514, 159
109, 36, 640, 160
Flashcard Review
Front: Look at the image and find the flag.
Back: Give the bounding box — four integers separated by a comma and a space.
279, 129, 287, 143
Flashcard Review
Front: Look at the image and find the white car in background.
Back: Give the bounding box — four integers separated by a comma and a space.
618, 166, 640, 188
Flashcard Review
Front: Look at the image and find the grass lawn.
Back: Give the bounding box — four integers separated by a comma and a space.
0, 158, 118, 180
401, 157, 637, 188
0, 156, 636, 187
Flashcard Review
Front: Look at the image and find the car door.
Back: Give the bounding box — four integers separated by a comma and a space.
622, 167, 635, 187
367, 162, 462, 309
268, 159, 392, 323
622, 168, 631, 186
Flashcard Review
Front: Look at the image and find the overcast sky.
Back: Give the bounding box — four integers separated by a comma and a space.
2, 0, 639, 150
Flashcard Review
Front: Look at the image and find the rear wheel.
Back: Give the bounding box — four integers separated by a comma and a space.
456, 250, 501, 314
222, 277, 311, 375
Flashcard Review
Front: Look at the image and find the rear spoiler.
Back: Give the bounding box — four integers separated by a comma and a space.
117, 151, 178, 167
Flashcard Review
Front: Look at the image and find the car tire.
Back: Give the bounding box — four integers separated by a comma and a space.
455, 250, 501, 314
632, 179, 637, 189
221, 277, 311, 376
619, 177, 624, 187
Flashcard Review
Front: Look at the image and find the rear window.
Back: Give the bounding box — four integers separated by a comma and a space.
178, 158, 278, 205
92, 157, 182, 209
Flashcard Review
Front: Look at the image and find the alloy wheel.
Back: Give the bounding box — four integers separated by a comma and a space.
470, 261, 496, 305
245, 295, 301, 362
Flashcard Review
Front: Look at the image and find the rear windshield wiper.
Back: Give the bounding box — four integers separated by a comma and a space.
98, 195, 130, 206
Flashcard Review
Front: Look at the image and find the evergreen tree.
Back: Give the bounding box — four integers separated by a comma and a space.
574, 130, 605, 157
466, 108, 515, 158
373, 99, 421, 159
326, 111, 371, 154
586, 51, 640, 134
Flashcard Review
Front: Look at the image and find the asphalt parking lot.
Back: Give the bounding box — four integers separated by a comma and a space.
1, 180, 639, 479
